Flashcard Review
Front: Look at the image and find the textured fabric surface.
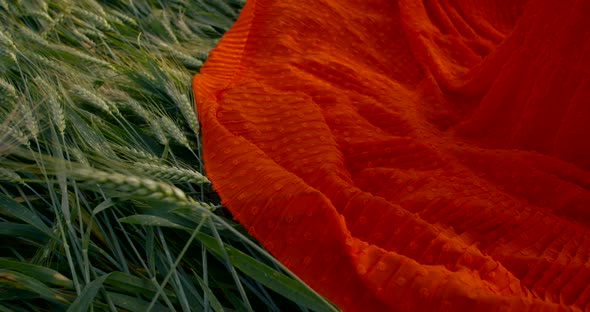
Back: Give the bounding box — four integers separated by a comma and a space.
192, 0, 590, 310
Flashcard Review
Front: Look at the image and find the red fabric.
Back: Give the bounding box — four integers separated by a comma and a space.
192, 0, 590, 310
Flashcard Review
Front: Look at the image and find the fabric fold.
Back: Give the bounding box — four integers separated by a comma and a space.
193, 0, 590, 310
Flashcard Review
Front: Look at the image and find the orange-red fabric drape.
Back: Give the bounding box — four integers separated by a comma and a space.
192, 0, 590, 310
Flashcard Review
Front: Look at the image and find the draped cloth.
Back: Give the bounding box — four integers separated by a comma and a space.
192, 0, 590, 310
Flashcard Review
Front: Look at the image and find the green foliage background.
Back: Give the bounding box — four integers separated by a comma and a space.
0, 1, 338, 311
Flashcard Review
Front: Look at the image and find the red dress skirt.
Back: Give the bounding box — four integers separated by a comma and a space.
193, 0, 590, 310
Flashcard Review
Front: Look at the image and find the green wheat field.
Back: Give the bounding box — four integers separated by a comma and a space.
0, 1, 338, 311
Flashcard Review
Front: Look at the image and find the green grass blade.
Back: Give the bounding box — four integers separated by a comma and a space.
0, 222, 46, 242
197, 233, 339, 312
107, 292, 171, 312
0, 270, 70, 305
0, 258, 73, 289
193, 272, 224, 312
0, 193, 55, 240
66, 273, 110, 312
118, 214, 191, 231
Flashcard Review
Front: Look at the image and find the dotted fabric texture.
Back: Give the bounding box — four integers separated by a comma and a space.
192, 0, 590, 311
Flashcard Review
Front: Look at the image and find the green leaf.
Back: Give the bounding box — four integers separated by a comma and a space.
0, 289, 39, 301
0, 302, 28, 312
224, 291, 251, 312
197, 234, 338, 312
66, 274, 110, 312
0, 193, 55, 240
108, 292, 171, 312
193, 272, 224, 312
0, 258, 73, 289
0, 270, 69, 305
92, 199, 115, 215
103, 272, 175, 299
0, 222, 46, 242
118, 214, 191, 231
